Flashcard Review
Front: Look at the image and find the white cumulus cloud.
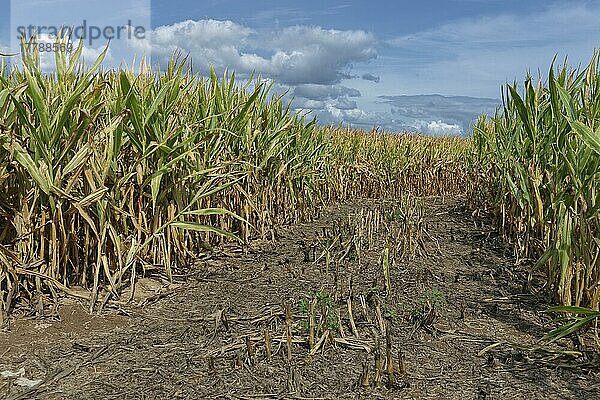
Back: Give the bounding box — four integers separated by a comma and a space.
135, 19, 377, 86
414, 120, 462, 136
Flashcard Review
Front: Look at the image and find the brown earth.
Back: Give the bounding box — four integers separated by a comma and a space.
0, 197, 598, 400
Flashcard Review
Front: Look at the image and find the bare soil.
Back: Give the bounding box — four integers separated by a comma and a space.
1, 197, 598, 399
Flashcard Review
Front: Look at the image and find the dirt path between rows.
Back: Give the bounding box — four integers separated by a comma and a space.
1, 197, 599, 399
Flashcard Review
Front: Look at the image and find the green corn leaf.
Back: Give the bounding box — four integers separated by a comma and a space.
150, 171, 163, 209
144, 82, 171, 126
3, 140, 51, 194
62, 144, 91, 177
543, 314, 599, 344
556, 84, 576, 120
22, 66, 50, 142
546, 306, 600, 316
532, 247, 556, 271
78, 187, 108, 208
570, 120, 600, 155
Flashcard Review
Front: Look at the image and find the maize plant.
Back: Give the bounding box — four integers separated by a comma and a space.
472, 52, 600, 309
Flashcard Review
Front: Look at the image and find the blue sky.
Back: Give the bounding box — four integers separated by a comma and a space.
2, 0, 600, 134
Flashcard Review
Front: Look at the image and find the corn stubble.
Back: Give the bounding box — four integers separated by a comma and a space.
0, 42, 469, 318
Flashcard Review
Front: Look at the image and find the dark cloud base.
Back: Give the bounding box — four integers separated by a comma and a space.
378, 94, 499, 135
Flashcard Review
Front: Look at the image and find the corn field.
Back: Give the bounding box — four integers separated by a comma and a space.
326, 128, 469, 201
0, 44, 470, 320
472, 53, 600, 310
